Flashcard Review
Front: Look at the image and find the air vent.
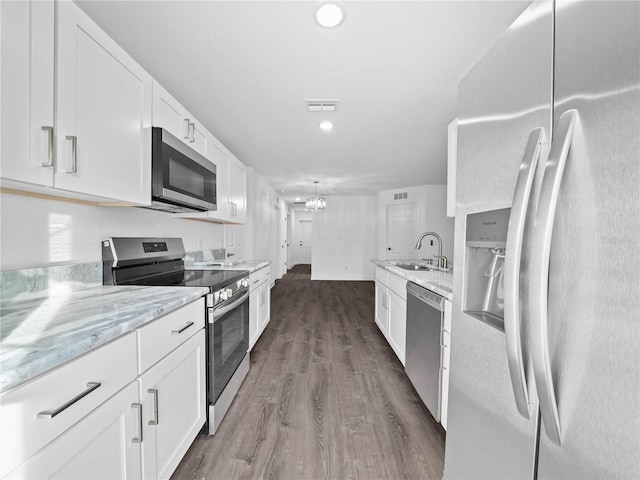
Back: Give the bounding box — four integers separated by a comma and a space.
305, 99, 339, 112
393, 192, 408, 200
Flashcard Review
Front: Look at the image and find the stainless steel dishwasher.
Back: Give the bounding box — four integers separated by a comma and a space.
405, 281, 445, 421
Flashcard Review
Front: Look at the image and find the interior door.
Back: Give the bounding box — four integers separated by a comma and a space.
297, 219, 312, 264
534, 3, 640, 478
385, 203, 418, 260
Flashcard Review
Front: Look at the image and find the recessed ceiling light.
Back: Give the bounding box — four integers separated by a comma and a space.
319, 121, 334, 131
315, 3, 345, 28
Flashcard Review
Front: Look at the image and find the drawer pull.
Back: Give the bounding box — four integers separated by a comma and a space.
131, 403, 143, 443
171, 321, 194, 334
252, 279, 260, 284
148, 389, 159, 425
37, 382, 101, 419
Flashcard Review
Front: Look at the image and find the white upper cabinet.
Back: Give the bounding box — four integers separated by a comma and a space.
55, 1, 151, 204
228, 156, 247, 221
151, 80, 210, 160
1, 0, 55, 187
446, 118, 458, 218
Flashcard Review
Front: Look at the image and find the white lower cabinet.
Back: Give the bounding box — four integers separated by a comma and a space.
258, 282, 271, 332
387, 289, 407, 365
373, 266, 407, 365
0, 299, 206, 480
5, 382, 142, 480
440, 299, 452, 430
248, 266, 271, 351
138, 331, 205, 480
374, 281, 389, 337
249, 287, 261, 348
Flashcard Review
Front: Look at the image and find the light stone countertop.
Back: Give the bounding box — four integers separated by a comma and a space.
0, 284, 209, 394
371, 260, 453, 301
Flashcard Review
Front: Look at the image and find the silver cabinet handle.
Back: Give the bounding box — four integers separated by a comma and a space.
64, 135, 77, 173
37, 382, 101, 418
148, 389, 159, 425
183, 118, 191, 139
131, 403, 143, 443
504, 127, 545, 420
171, 321, 194, 334
41, 126, 54, 167
252, 278, 260, 284
530, 109, 578, 446
189, 122, 196, 143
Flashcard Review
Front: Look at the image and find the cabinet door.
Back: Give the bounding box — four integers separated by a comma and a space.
388, 290, 407, 365
249, 288, 260, 350
152, 80, 190, 141
228, 156, 247, 221
138, 330, 206, 480
0, 0, 55, 186
152, 80, 209, 159
374, 281, 389, 337
5, 382, 142, 480
55, 1, 151, 204
259, 282, 271, 332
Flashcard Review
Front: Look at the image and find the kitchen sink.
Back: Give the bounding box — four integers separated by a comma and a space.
395, 263, 434, 271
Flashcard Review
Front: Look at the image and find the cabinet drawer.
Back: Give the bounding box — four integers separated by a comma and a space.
249, 271, 261, 292
136, 298, 204, 374
0, 332, 137, 478
387, 272, 408, 300
374, 266, 388, 285
260, 267, 271, 286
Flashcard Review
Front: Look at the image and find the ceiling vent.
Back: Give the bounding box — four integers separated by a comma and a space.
305, 99, 339, 112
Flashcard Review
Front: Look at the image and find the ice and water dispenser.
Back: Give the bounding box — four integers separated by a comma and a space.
464, 208, 511, 331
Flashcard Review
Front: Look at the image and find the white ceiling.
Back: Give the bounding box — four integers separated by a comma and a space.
76, 1, 529, 203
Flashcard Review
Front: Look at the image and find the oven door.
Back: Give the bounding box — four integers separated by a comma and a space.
208, 289, 249, 403
152, 127, 217, 211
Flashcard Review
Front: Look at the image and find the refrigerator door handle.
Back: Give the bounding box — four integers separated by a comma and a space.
530, 109, 578, 446
504, 127, 545, 419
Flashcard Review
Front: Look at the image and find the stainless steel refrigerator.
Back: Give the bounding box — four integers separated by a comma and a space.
444, 1, 639, 478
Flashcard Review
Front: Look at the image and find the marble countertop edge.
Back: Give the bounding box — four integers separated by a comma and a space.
371, 259, 454, 301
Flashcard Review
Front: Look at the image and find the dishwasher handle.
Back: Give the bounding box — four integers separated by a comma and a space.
407, 282, 444, 311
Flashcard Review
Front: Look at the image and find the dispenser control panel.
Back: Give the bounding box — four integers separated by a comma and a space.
465, 208, 510, 249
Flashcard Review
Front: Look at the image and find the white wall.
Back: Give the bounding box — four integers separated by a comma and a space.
311, 196, 377, 281
0, 192, 225, 270
378, 185, 455, 266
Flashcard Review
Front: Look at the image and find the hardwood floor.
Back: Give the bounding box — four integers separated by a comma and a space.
171, 264, 445, 480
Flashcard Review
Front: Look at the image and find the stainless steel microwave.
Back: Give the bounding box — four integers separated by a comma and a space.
149, 127, 216, 213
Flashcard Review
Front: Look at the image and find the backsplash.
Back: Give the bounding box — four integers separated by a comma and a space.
0, 262, 102, 302
0, 192, 225, 270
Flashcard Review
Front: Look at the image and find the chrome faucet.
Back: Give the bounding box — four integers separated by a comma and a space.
415, 231, 448, 269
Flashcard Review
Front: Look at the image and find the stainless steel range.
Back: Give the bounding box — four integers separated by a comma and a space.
102, 237, 250, 435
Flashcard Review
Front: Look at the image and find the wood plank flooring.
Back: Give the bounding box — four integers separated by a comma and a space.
171, 264, 445, 480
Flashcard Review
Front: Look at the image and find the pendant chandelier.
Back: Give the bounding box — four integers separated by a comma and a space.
305, 181, 326, 211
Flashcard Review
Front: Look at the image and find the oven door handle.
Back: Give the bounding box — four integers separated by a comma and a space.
211, 291, 249, 322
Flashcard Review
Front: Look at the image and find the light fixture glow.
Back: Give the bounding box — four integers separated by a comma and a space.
319, 121, 334, 131
306, 181, 327, 211
315, 3, 345, 28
